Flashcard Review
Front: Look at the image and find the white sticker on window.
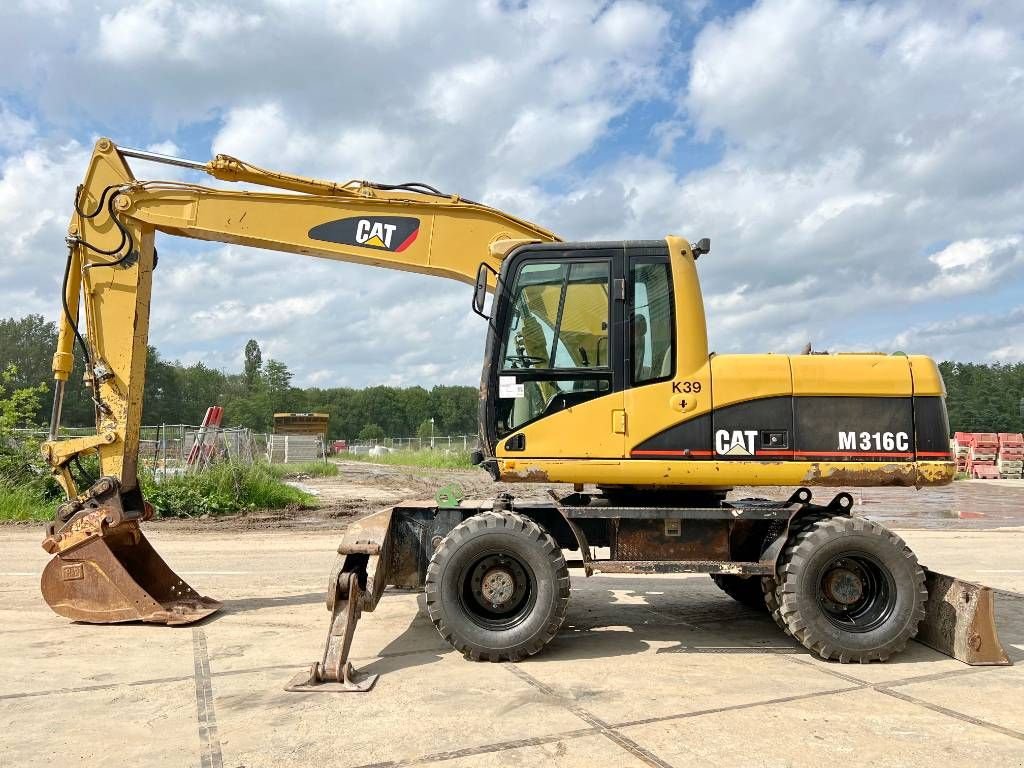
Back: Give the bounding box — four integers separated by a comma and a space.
499, 376, 525, 399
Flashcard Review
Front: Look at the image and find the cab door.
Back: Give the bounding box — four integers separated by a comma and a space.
492, 248, 626, 460
624, 245, 713, 459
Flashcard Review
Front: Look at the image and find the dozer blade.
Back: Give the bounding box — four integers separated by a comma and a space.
917, 569, 1011, 666
41, 521, 221, 625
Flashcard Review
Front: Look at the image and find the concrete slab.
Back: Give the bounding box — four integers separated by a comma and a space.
618, 687, 1024, 767
893, 662, 1024, 734
212, 660, 589, 768
523, 576, 848, 724
420, 733, 670, 768
0, 617, 196, 695
3, 507, 1022, 768
0, 679, 198, 766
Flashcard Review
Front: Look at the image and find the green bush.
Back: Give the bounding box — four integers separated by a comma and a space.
141, 462, 316, 517
0, 363, 60, 521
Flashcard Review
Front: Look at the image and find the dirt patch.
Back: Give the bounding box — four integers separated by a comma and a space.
141, 461, 552, 533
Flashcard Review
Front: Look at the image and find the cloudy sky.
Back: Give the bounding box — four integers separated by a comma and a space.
1, 0, 1022, 388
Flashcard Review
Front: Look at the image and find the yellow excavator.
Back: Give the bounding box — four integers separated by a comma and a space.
40, 139, 1008, 693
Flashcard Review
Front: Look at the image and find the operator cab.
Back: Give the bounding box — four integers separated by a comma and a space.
475, 241, 677, 460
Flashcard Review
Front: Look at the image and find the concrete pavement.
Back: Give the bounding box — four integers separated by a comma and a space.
1, 523, 1022, 768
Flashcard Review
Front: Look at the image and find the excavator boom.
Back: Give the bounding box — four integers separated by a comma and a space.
41, 138, 557, 625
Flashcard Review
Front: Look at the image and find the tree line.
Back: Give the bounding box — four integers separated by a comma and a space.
2, 315, 1022, 439
938, 361, 1024, 434
0, 315, 477, 440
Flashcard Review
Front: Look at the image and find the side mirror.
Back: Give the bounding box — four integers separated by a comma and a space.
692, 237, 711, 259
472, 262, 497, 319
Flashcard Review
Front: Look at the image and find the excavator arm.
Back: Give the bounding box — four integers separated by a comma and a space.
40, 138, 558, 625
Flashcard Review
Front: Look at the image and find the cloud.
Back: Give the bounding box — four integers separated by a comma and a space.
884, 306, 1024, 362
0, 0, 1022, 391
0, 104, 35, 152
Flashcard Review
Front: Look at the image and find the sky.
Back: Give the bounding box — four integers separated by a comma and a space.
1, 0, 1022, 388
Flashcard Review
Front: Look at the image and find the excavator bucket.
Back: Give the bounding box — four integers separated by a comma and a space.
41, 522, 220, 625
918, 569, 1010, 665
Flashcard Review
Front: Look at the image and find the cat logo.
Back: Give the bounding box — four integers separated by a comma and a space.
715, 429, 758, 456
307, 216, 420, 253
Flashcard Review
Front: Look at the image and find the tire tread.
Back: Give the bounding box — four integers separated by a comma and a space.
425, 510, 569, 663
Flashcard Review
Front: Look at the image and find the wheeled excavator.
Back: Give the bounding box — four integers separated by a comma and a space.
40, 139, 1009, 693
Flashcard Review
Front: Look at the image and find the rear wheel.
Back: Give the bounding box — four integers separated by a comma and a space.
710, 574, 767, 611
777, 516, 926, 663
764, 512, 832, 636
762, 576, 789, 635
425, 511, 570, 662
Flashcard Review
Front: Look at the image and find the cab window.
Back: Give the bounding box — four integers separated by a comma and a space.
497, 259, 611, 435
501, 261, 610, 371
631, 259, 673, 384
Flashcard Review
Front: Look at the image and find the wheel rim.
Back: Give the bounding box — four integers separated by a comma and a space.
459, 551, 536, 630
815, 551, 897, 633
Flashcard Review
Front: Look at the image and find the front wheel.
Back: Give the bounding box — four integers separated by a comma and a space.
425, 511, 570, 662
777, 516, 926, 663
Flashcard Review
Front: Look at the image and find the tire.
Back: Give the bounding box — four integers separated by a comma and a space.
710, 574, 767, 611
764, 512, 832, 637
425, 511, 570, 662
776, 516, 926, 663
762, 576, 789, 635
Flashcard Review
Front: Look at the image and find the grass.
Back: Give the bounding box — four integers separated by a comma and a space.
142, 462, 316, 517
0, 483, 56, 522
0, 461, 319, 522
267, 461, 339, 479
343, 449, 475, 470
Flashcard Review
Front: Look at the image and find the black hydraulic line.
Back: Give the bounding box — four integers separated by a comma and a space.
369, 181, 447, 196
60, 246, 92, 369
70, 454, 97, 489
368, 182, 485, 208
81, 191, 135, 265
73, 184, 116, 219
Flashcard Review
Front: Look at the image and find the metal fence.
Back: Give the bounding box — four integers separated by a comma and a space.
266, 434, 326, 463
17, 425, 269, 474
348, 434, 476, 453
18, 426, 476, 464
139, 424, 268, 473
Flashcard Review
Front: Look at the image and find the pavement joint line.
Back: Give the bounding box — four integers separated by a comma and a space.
776, 647, 1024, 740
0, 647, 455, 702
875, 686, 1024, 742
504, 664, 677, 768
609, 684, 864, 730
350, 727, 601, 768
775, 646, 1010, 690
192, 628, 225, 768
0, 673, 193, 701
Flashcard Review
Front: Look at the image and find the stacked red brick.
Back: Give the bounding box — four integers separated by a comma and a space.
959, 432, 1000, 479
998, 433, 1024, 479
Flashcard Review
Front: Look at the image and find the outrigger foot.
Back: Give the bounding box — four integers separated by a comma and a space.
285, 564, 377, 692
